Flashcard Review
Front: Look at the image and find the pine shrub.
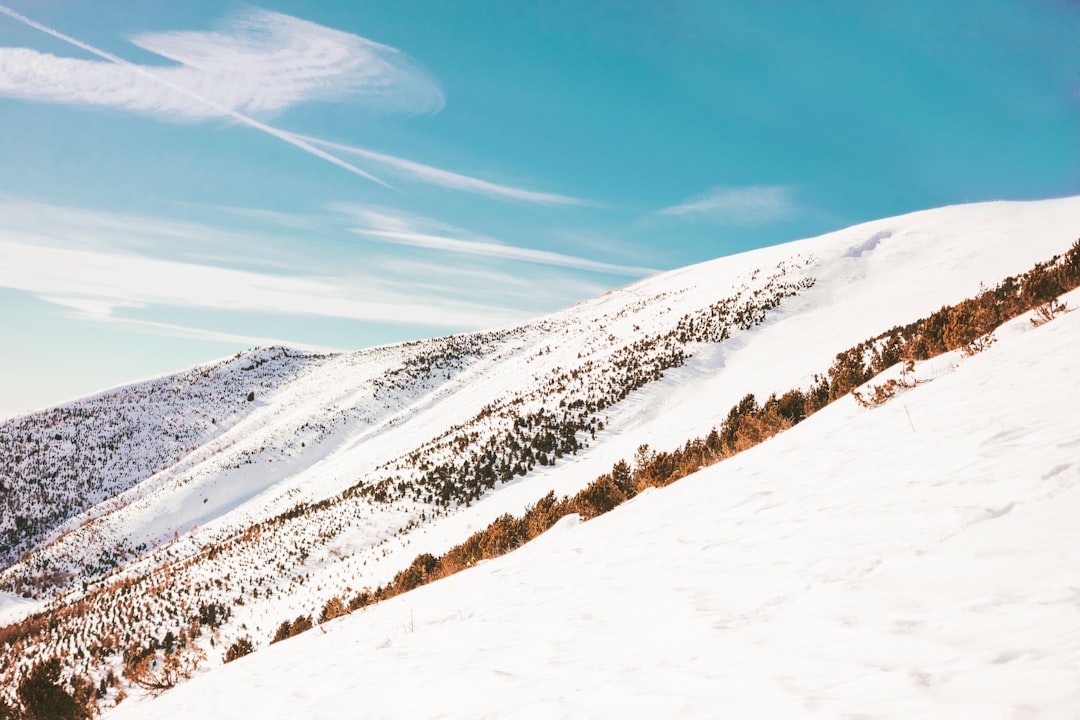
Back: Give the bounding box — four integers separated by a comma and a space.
223, 636, 254, 664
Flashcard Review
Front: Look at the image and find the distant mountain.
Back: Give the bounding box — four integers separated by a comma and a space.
2, 197, 1078, 717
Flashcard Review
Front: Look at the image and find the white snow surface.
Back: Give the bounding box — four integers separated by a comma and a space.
92, 197, 1080, 720
3, 196, 1079, 717
109, 261, 1080, 719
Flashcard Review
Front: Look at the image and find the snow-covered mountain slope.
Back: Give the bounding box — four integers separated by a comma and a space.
110, 268, 1080, 720
0, 346, 324, 567
2, 196, 1078, 712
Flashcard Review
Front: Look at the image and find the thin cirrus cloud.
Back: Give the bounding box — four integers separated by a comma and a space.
0, 5, 579, 206
341, 205, 658, 276
0, 236, 517, 329
0, 199, 540, 336
0, 198, 626, 345
0, 5, 444, 188
0, 6, 587, 205
0, 6, 444, 119
659, 185, 796, 225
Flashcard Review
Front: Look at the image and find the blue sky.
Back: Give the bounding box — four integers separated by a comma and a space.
0, 1, 1076, 417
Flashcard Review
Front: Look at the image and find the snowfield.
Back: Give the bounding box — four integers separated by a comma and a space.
110, 283, 1080, 719
2, 196, 1079, 717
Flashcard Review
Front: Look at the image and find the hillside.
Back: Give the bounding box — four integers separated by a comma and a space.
0, 347, 324, 570
110, 274, 1080, 719
1, 196, 1078, 715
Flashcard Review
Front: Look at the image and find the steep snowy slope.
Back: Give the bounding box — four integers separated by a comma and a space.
109, 269, 1080, 720
0, 346, 325, 568
1, 196, 1078, 712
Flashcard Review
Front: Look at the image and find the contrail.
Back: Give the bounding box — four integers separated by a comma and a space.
299, 134, 587, 206
0, 4, 394, 189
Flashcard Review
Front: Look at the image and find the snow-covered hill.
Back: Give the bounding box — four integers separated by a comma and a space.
110, 276, 1080, 720
2, 196, 1078, 716
0, 347, 324, 569
111, 276, 1080, 720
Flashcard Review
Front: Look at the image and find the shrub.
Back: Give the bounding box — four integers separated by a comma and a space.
270, 619, 292, 644
17, 658, 92, 720
290, 614, 313, 636
223, 636, 254, 664
269, 614, 313, 644
390, 554, 440, 595
122, 644, 205, 696
318, 597, 346, 624
1031, 299, 1068, 327
347, 590, 373, 612
567, 474, 627, 520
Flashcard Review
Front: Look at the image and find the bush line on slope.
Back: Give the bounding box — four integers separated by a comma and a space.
342, 260, 813, 509
293, 237, 1080, 643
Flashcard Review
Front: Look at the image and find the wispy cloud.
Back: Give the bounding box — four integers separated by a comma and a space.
0, 199, 525, 329
659, 185, 796, 225
340, 205, 657, 276
303, 136, 585, 206
206, 205, 330, 231
0, 194, 312, 273
0, 235, 518, 329
0, 198, 625, 343
0, 5, 445, 188
0, 6, 443, 119
0, 7, 587, 207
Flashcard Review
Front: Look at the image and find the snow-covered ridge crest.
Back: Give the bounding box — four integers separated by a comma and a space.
0, 196, 1078, 714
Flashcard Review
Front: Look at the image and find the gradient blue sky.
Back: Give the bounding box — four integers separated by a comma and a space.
0, 0, 1076, 417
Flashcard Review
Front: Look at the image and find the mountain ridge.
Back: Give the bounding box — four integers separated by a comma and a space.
112, 236, 1080, 719
1, 196, 1078, 715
